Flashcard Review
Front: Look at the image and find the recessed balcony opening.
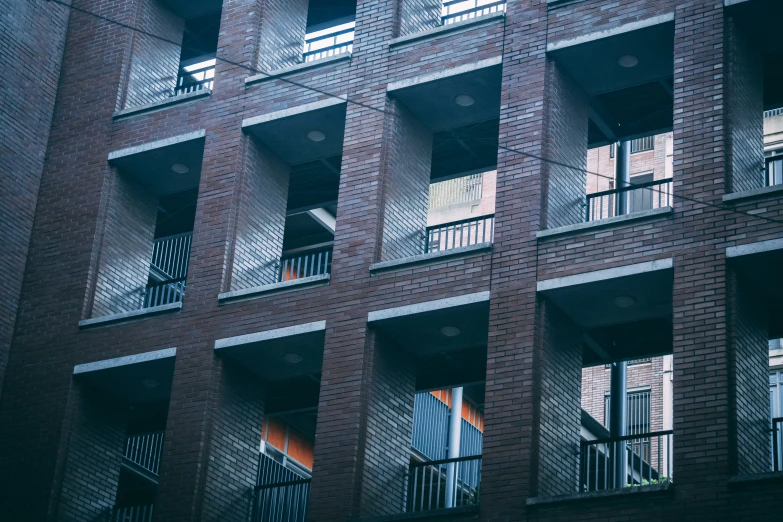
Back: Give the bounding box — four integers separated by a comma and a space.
546, 21, 674, 229
59, 351, 175, 522
382, 61, 501, 262
303, 0, 357, 63
399, 0, 505, 37
368, 294, 489, 515
728, 243, 783, 476
92, 134, 204, 319
122, 1, 221, 110
215, 323, 324, 522
235, 102, 346, 294
537, 263, 674, 496
727, 2, 783, 192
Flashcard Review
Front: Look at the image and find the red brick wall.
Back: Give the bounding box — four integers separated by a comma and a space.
0, 0, 70, 400
256, 0, 308, 71
229, 138, 289, 290
380, 99, 432, 261
91, 171, 157, 317
397, 0, 441, 38
122, 0, 183, 109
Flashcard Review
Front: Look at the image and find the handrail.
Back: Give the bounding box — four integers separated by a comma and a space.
255, 478, 311, 491
410, 454, 482, 468
584, 429, 673, 445
425, 214, 494, 253
588, 177, 671, 199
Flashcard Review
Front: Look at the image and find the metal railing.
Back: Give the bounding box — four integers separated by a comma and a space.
109, 504, 154, 522
764, 107, 783, 119
174, 59, 215, 96
254, 453, 311, 522
429, 173, 484, 209
412, 392, 483, 461
143, 277, 186, 308
303, 23, 354, 62
407, 455, 482, 512
425, 214, 494, 253
772, 417, 783, 472
580, 430, 672, 493
765, 155, 783, 187
150, 233, 192, 280
442, 0, 505, 25
586, 178, 672, 222
277, 246, 332, 283
124, 431, 164, 475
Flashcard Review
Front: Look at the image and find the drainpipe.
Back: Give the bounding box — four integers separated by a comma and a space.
445, 387, 463, 508
609, 362, 627, 488
615, 140, 631, 216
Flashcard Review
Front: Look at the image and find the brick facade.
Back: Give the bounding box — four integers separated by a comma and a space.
2, 1, 783, 522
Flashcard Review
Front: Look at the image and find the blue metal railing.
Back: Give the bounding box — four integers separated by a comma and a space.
277, 246, 332, 283
425, 215, 494, 253
303, 23, 354, 62
442, 0, 505, 25
253, 452, 310, 522
407, 455, 482, 512
586, 178, 672, 222
411, 392, 483, 462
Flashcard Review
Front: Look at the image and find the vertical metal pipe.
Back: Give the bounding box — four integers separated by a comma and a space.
609, 362, 627, 488
445, 387, 463, 507
616, 140, 631, 216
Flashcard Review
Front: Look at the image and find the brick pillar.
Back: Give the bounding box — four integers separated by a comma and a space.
256, 0, 309, 71
306, 0, 398, 519
200, 359, 265, 521
729, 271, 770, 475
726, 4, 764, 193
229, 138, 290, 290
398, 0, 441, 38
121, 0, 184, 110
91, 171, 158, 317
357, 333, 416, 517
536, 299, 582, 497
480, 0, 548, 519
55, 383, 127, 522
671, 0, 730, 515
380, 99, 432, 261
0, 0, 70, 400
544, 61, 589, 229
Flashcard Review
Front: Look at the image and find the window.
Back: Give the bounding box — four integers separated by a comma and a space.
630, 136, 654, 154
765, 150, 783, 187
609, 143, 615, 159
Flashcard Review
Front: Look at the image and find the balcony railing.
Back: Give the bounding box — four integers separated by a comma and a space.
143, 233, 191, 308
429, 173, 483, 210
408, 455, 482, 513
254, 452, 311, 522
110, 504, 154, 522
425, 214, 494, 253
303, 23, 354, 63
442, 0, 505, 25
412, 392, 483, 461
586, 178, 672, 222
580, 430, 672, 492
143, 277, 186, 308
277, 246, 332, 283
124, 431, 164, 476
174, 58, 215, 96
772, 417, 783, 472
765, 155, 783, 187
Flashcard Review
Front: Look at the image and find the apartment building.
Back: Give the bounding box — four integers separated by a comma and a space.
2, 0, 783, 521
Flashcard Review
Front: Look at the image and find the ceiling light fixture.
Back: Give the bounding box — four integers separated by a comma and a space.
283, 352, 304, 364
612, 295, 636, 309
171, 163, 190, 174
440, 326, 462, 337
454, 94, 475, 107
141, 378, 160, 389
307, 130, 326, 142
617, 55, 639, 68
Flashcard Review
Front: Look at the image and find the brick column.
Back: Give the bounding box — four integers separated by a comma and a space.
670, 0, 730, 514
398, 0, 441, 37
480, 0, 548, 519
256, 0, 309, 71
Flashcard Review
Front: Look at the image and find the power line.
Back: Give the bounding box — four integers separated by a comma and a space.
42, 0, 783, 228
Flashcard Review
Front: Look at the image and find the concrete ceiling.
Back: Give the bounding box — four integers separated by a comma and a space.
76, 356, 175, 406
110, 136, 205, 196
218, 328, 325, 382
389, 63, 502, 132
243, 101, 347, 165
162, 0, 222, 19
370, 298, 490, 357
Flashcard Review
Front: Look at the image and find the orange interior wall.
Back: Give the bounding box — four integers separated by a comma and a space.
261, 416, 315, 470
430, 389, 483, 431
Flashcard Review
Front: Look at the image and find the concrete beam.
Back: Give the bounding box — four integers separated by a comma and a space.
108, 130, 206, 161
536, 258, 673, 292
214, 321, 326, 350
367, 291, 490, 323
74, 347, 176, 375
726, 238, 783, 258
242, 96, 347, 128
547, 13, 674, 52
307, 208, 336, 234
387, 57, 502, 93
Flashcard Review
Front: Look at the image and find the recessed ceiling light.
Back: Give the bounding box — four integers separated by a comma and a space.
454, 94, 475, 107
617, 55, 639, 68
283, 352, 304, 364
141, 378, 160, 389
171, 163, 189, 174
612, 295, 636, 308
307, 130, 326, 142
440, 326, 462, 337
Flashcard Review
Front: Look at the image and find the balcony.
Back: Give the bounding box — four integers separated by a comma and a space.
580, 430, 673, 492
253, 451, 311, 522
441, 0, 505, 26
144, 233, 192, 308
276, 245, 332, 283
408, 455, 482, 512
586, 178, 673, 223
123, 431, 164, 477
425, 215, 494, 253
303, 22, 354, 63
174, 57, 215, 96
